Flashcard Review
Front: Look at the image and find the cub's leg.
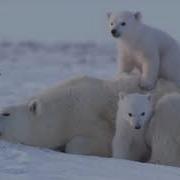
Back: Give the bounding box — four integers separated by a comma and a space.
140, 53, 159, 90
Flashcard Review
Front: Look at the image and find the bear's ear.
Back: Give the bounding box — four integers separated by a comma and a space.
106, 12, 112, 19
134, 11, 142, 21
119, 92, 126, 100
28, 99, 41, 115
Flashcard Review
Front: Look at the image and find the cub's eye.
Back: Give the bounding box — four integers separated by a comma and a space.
128, 113, 132, 117
2, 112, 10, 117
110, 22, 114, 26
121, 22, 126, 26
141, 112, 145, 116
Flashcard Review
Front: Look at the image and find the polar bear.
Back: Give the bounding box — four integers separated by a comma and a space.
0, 74, 179, 157
112, 93, 153, 162
146, 93, 180, 167
0, 74, 141, 157
107, 11, 180, 90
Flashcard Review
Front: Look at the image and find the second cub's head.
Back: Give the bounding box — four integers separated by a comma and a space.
117, 93, 153, 130
107, 11, 142, 40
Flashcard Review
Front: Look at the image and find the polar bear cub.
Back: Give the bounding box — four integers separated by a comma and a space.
107, 11, 180, 90
112, 93, 153, 161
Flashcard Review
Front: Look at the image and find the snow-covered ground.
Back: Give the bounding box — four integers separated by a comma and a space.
0, 41, 179, 179
0, 41, 116, 107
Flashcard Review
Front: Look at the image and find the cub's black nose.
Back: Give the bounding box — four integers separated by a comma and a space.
111, 29, 117, 35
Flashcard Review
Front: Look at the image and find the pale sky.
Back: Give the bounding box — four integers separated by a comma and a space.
0, 0, 179, 42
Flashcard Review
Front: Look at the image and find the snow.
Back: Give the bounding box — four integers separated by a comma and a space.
0, 41, 116, 107
0, 41, 179, 179
0, 142, 180, 180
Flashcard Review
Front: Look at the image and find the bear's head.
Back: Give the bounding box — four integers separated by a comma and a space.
117, 93, 153, 130
107, 11, 142, 40
0, 98, 42, 141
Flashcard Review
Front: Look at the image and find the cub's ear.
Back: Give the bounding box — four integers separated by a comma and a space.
28, 99, 41, 115
134, 11, 142, 21
106, 12, 112, 19
118, 92, 126, 100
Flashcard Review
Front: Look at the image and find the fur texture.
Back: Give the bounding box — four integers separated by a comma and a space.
0, 74, 178, 157
0, 74, 140, 157
112, 93, 153, 161
107, 11, 180, 90
112, 80, 179, 162
147, 93, 180, 167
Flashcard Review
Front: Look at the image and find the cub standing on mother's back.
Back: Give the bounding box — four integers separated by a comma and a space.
107, 11, 180, 90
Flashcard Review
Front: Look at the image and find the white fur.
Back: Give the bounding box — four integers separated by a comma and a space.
112, 93, 153, 161
118, 93, 153, 129
146, 93, 180, 167
107, 11, 180, 90
0, 74, 140, 157
112, 80, 180, 161
0, 74, 179, 157
113, 91, 180, 167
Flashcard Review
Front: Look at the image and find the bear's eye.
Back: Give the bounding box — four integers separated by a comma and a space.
141, 112, 145, 116
110, 22, 114, 26
128, 113, 132, 117
121, 22, 126, 26
2, 112, 10, 117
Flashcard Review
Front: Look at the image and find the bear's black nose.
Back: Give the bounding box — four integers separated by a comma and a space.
135, 125, 141, 129
111, 29, 117, 36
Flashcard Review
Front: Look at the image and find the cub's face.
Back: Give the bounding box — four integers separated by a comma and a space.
107, 11, 142, 39
118, 93, 153, 130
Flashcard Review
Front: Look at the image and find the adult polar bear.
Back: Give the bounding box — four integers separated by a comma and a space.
0, 75, 140, 157
107, 11, 180, 90
0, 75, 178, 157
